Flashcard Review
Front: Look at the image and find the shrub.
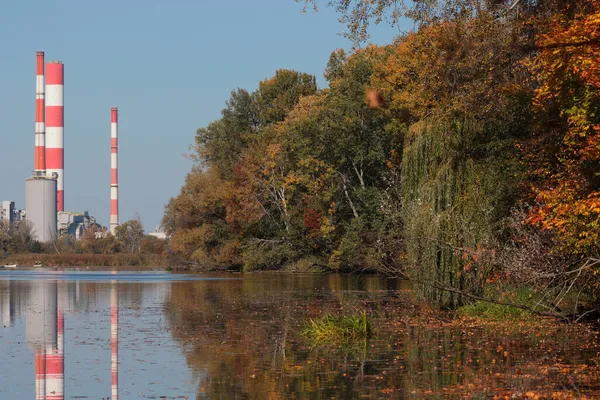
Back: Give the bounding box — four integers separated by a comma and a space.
303, 311, 372, 345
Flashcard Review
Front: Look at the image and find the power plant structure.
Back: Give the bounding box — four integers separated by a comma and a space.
26, 51, 58, 243
110, 108, 119, 235
26, 174, 58, 242
58, 211, 95, 239
34, 52, 46, 175
24, 51, 120, 242
46, 61, 65, 213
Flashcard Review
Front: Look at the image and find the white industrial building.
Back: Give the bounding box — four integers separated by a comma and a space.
1, 201, 15, 224
148, 225, 167, 240
1, 202, 26, 226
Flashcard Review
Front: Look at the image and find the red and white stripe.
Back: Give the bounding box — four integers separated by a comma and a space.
46, 61, 64, 212
45, 294, 64, 400
110, 108, 119, 235
35, 350, 46, 400
111, 283, 119, 399
35, 51, 46, 173
45, 349, 63, 400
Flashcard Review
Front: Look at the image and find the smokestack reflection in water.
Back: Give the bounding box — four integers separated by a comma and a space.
26, 280, 63, 400
111, 280, 119, 399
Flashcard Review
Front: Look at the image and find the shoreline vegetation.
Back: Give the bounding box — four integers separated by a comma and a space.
161, 0, 600, 323
0, 217, 168, 268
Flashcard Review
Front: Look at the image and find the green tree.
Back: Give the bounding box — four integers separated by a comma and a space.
255, 69, 317, 125
195, 89, 258, 176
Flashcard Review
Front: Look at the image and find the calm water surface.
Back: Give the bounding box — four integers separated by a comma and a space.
0, 269, 598, 399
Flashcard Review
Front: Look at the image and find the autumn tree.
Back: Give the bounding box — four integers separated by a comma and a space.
315, 46, 395, 269
81, 226, 119, 254
163, 167, 245, 267
164, 70, 317, 269
364, 12, 531, 306
296, 0, 547, 43
226, 47, 396, 271
10, 221, 38, 254
115, 217, 145, 255
525, 1, 600, 257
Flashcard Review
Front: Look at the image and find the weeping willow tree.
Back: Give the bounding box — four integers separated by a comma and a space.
401, 114, 513, 308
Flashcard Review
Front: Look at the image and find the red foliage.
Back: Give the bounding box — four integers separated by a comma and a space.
303, 209, 322, 232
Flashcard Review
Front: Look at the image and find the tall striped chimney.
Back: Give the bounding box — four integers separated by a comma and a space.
46, 61, 64, 212
34, 51, 46, 173
110, 108, 119, 235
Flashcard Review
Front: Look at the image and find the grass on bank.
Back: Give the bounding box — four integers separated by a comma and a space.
303, 311, 372, 345
457, 286, 540, 320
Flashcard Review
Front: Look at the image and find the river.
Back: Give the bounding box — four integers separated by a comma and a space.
0, 269, 598, 398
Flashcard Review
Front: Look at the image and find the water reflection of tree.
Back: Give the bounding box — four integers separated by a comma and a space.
164, 275, 600, 398
164, 275, 406, 398
403, 321, 600, 397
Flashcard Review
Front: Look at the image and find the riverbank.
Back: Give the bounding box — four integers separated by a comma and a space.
1, 253, 167, 267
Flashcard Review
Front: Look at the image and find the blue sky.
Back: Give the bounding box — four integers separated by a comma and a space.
0, 0, 402, 231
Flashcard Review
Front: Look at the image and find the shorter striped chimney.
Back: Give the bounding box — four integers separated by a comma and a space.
110, 108, 119, 235
34, 51, 46, 173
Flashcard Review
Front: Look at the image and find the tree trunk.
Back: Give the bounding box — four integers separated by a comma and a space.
351, 160, 366, 189
340, 174, 359, 218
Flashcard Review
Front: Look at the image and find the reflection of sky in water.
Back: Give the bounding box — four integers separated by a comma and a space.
2, 270, 597, 398
0, 271, 206, 399
0, 269, 239, 282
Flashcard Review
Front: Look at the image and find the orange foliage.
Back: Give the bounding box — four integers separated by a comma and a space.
526, 1, 600, 255
371, 14, 518, 121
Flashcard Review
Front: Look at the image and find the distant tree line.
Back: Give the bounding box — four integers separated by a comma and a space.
0, 217, 166, 262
